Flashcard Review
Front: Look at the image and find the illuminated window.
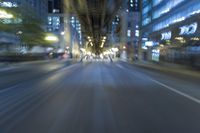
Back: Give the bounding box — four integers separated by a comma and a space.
153, 0, 185, 19
152, 0, 163, 7
135, 30, 139, 37
127, 30, 131, 37
153, 2, 200, 31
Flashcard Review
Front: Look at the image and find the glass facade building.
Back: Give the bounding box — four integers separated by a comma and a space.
142, 0, 200, 34
3, 0, 48, 22
126, 0, 140, 58
141, 0, 200, 67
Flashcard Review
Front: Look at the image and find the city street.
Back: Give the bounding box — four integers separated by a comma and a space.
0, 60, 200, 133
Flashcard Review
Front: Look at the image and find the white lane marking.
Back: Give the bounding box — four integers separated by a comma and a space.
150, 79, 200, 104
116, 64, 124, 69
0, 84, 20, 94
57, 63, 80, 72
116, 63, 200, 105
0, 64, 80, 94
0, 67, 16, 72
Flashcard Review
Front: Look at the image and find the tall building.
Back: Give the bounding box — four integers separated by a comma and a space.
48, 0, 63, 32
119, 0, 140, 60
47, 0, 66, 50
2, 0, 48, 23
141, 0, 200, 66
110, 15, 121, 46
69, 15, 82, 57
0, 0, 48, 53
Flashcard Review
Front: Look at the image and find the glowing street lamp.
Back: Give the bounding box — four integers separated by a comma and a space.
103, 36, 107, 40
60, 31, 65, 35
100, 42, 104, 48
90, 42, 94, 46
45, 34, 59, 42
0, 9, 14, 19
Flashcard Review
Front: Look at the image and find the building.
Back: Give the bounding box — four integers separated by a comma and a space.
119, 0, 140, 60
67, 15, 82, 57
109, 15, 120, 46
47, 0, 66, 51
0, 0, 48, 25
0, 0, 48, 53
141, 0, 200, 67
2, 0, 48, 22
127, 0, 140, 59
47, 0, 63, 32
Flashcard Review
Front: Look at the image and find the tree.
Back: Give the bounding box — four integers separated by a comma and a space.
0, 2, 54, 47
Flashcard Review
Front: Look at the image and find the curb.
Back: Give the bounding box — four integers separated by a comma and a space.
124, 60, 200, 79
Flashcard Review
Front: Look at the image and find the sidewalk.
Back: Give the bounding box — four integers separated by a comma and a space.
0, 62, 17, 72
125, 60, 200, 78
0, 58, 78, 72
0, 63, 6, 67
0, 62, 13, 68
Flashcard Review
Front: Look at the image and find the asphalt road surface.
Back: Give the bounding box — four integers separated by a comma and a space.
0, 60, 200, 133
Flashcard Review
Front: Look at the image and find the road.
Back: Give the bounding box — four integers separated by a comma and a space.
0, 60, 200, 133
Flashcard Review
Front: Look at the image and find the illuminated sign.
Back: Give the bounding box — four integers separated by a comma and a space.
142, 38, 148, 41
145, 41, 153, 47
0, 18, 22, 24
191, 37, 200, 41
179, 22, 197, 35
0, 10, 13, 19
127, 30, 131, 37
161, 31, 171, 40
152, 49, 160, 62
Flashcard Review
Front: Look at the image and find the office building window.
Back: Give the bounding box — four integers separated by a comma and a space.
153, 2, 200, 31
153, 0, 185, 19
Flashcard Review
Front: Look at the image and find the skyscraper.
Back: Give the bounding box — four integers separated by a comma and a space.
2, 0, 48, 22
47, 0, 66, 50
0, 0, 48, 53
141, 0, 200, 66
47, 0, 64, 32
119, 0, 140, 60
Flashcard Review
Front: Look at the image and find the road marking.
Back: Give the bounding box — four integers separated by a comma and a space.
0, 67, 16, 72
0, 84, 20, 94
150, 79, 200, 104
116, 64, 124, 69
0, 63, 80, 94
116, 63, 200, 105
57, 63, 80, 72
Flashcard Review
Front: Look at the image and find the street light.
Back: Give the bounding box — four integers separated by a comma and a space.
0, 9, 13, 19
60, 31, 65, 36
16, 31, 23, 35
100, 42, 104, 48
90, 42, 94, 46
45, 34, 59, 42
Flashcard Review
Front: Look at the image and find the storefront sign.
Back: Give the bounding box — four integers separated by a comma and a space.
145, 41, 153, 47
161, 31, 171, 40
152, 49, 160, 62
179, 22, 197, 35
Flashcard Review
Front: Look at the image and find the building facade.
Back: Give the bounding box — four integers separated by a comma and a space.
120, 0, 140, 60
47, 0, 63, 32
0, 0, 48, 53
141, 0, 200, 67
47, 0, 66, 51
2, 0, 48, 22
